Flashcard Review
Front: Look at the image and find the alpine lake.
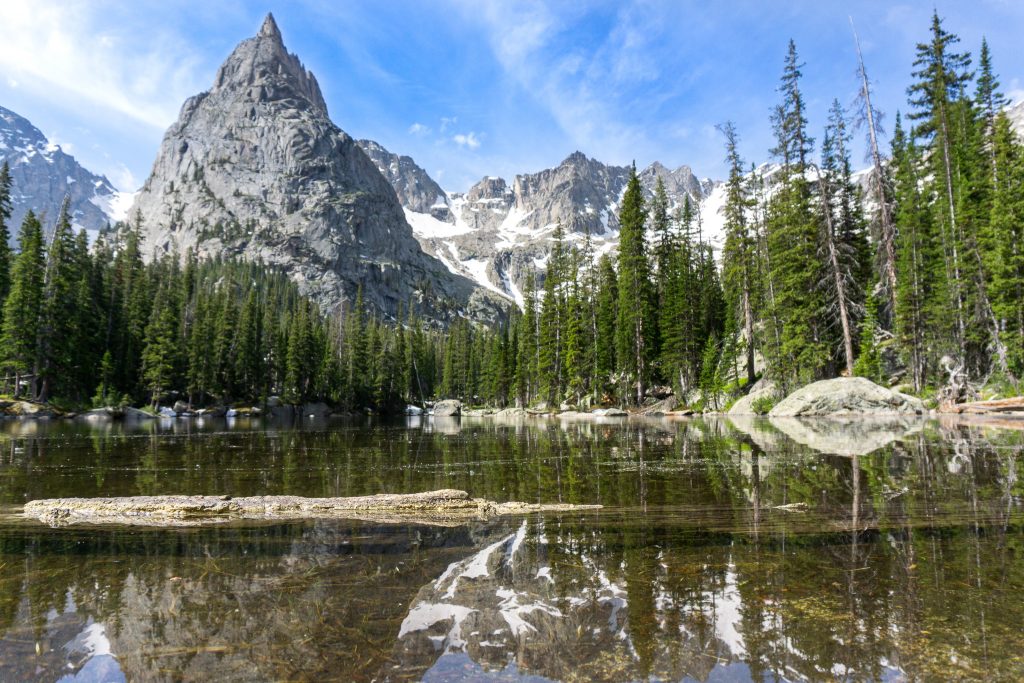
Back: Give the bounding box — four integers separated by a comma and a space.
0, 413, 1021, 682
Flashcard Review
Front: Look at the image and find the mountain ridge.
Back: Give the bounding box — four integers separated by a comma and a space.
128, 13, 506, 324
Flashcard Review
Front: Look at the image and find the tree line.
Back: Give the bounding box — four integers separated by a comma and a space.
0, 185, 455, 411
1, 12, 1021, 411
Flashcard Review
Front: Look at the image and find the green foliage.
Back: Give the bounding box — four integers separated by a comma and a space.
751, 395, 776, 415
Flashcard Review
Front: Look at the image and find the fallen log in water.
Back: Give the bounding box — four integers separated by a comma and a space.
23, 490, 601, 527
941, 396, 1024, 415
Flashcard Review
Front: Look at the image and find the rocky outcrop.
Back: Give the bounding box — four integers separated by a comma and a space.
728, 378, 779, 416
24, 490, 600, 527
432, 400, 462, 417
129, 14, 505, 324
356, 138, 450, 219
769, 377, 926, 417
380, 143, 721, 306
0, 106, 130, 243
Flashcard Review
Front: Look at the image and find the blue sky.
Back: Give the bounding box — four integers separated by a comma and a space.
2, 1, 1023, 193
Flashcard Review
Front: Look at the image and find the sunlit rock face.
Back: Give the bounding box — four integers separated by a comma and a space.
130, 14, 505, 324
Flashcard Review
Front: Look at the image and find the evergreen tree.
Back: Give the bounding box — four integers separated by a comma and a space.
0, 161, 12, 322
615, 166, 655, 404
719, 122, 758, 385
141, 282, 180, 408
0, 211, 45, 396
765, 41, 826, 387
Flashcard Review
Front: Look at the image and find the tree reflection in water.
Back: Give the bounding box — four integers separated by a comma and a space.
0, 416, 1021, 681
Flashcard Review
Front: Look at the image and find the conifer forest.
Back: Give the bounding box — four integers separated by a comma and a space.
0, 13, 1022, 414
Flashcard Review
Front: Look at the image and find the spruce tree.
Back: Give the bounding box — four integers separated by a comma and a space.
0, 211, 45, 396
719, 122, 758, 385
615, 166, 655, 404
0, 161, 12, 323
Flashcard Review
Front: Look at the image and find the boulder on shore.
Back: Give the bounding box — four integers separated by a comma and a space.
158, 406, 177, 418
432, 400, 462, 417
728, 378, 780, 416
405, 405, 424, 416
769, 377, 925, 417
172, 400, 190, 414
592, 408, 628, 417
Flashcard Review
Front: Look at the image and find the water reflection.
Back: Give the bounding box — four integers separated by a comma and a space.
0, 416, 1021, 680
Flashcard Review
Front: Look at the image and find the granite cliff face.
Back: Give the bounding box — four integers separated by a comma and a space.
0, 105, 131, 242
130, 15, 505, 323
356, 138, 451, 220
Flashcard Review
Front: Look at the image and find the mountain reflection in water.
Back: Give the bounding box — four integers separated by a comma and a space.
0, 416, 1021, 681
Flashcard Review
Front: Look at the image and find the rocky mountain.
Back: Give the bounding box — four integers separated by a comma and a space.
356, 138, 451, 220
0, 105, 131, 243
368, 141, 724, 305
130, 14, 505, 323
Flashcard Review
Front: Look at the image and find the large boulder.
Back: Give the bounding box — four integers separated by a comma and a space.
172, 400, 190, 414
4, 401, 54, 418
432, 400, 462, 417
769, 377, 925, 417
728, 378, 780, 416
405, 405, 424, 416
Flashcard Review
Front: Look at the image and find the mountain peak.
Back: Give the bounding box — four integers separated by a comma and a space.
210, 12, 328, 115
259, 12, 282, 42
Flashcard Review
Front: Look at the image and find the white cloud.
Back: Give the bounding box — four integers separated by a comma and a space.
440, 116, 458, 132
408, 122, 430, 135
0, 0, 205, 130
109, 163, 138, 192
453, 132, 480, 149
5, 77, 17, 88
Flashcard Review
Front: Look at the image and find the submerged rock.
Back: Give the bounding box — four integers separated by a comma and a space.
432, 400, 462, 417
769, 377, 925, 417
24, 490, 601, 528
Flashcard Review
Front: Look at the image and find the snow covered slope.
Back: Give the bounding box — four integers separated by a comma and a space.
0, 105, 132, 242
366, 141, 726, 307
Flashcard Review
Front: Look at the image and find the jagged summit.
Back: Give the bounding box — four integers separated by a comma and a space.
210, 12, 327, 115
130, 16, 505, 324
259, 12, 281, 41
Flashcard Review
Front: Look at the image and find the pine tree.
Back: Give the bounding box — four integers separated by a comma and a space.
539, 223, 566, 404
141, 282, 180, 408
515, 272, 539, 406
719, 122, 758, 385
907, 11, 975, 366
36, 200, 81, 401
765, 40, 826, 387
594, 255, 618, 391
615, 166, 655, 404
818, 100, 868, 376
851, 20, 899, 321
0, 211, 45, 396
0, 162, 12, 323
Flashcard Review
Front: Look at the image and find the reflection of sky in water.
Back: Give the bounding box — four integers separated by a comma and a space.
0, 417, 1021, 681
57, 622, 125, 683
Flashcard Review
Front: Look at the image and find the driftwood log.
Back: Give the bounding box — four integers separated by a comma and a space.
23, 490, 601, 527
941, 396, 1024, 415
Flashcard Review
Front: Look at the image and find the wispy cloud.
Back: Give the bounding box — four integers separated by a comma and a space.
0, 0, 205, 130
453, 132, 480, 149
408, 122, 431, 135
